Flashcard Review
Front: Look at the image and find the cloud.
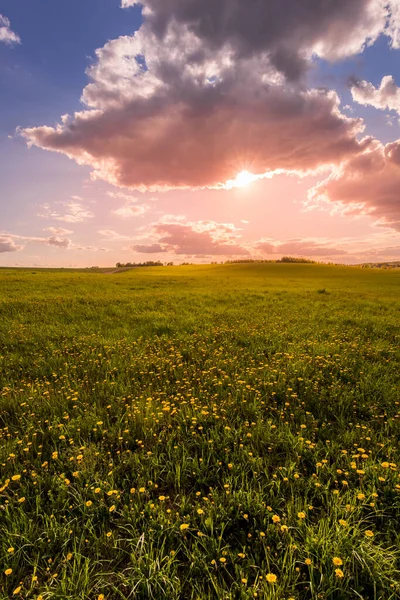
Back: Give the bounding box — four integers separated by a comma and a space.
133, 219, 248, 255
108, 192, 148, 217
127, 1, 398, 78
0, 14, 20, 45
133, 243, 167, 253
44, 227, 74, 235
45, 236, 72, 249
255, 239, 348, 257
39, 199, 94, 223
0, 236, 22, 253
306, 140, 400, 231
20, 0, 388, 191
351, 75, 400, 113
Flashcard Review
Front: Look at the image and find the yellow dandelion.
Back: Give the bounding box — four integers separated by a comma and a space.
297, 512, 306, 519
197, 508, 204, 515
305, 558, 312, 565
335, 568, 344, 578
381, 462, 390, 468
332, 557, 343, 566
98, 595, 105, 600
86, 501, 93, 507
139, 487, 145, 493
357, 493, 365, 500
94, 488, 101, 494
5, 568, 13, 576
159, 495, 166, 501
66, 552, 73, 561
109, 505, 116, 513
365, 530, 374, 538
11, 475, 21, 481
272, 514, 280, 523
180, 523, 189, 531
338, 519, 347, 527
266, 573, 277, 583
7, 547, 15, 553
13, 587, 22, 595
219, 557, 226, 563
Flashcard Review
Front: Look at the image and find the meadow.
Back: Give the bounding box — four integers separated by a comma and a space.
0, 263, 399, 600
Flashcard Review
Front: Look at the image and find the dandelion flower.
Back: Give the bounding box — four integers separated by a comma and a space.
13, 587, 21, 595
333, 557, 343, 566
5, 568, 12, 576
219, 557, 226, 563
85, 501, 93, 507
335, 568, 344, 578
266, 573, 277, 583
272, 515, 280, 523
11, 475, 21, 481
365, 530, 374, 538
297, 512, 306, 519
180, 523, 189, 531
305, 558, 312, 566
109, 505, 116, 513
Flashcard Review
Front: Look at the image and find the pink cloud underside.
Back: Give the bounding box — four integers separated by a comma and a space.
22, 88, 367, 191
307, 140, 400, 231
133, 220, 249, 255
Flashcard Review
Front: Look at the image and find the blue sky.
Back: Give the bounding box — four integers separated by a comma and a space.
1, 1, 400, 266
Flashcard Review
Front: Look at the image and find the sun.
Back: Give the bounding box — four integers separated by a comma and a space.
225, 170, 258, 189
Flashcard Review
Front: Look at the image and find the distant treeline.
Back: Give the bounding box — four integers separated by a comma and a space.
115, 256, 318, 268
225, 257, 316, 264
115, 261, 171, 268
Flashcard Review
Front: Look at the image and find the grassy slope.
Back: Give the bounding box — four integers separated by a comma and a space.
0, 264, 399, 599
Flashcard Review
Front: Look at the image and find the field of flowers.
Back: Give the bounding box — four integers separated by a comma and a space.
0, 263, 399, 599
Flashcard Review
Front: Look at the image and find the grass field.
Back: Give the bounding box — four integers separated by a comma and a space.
0, 263, 399, 600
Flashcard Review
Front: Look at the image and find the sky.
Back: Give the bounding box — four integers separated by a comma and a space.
1, 0, 400, 267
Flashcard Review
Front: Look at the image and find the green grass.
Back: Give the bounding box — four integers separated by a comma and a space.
0, 263, 399, 600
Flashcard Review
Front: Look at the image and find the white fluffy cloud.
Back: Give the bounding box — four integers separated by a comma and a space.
351, 75, 400, 113
0, 14, 20, 45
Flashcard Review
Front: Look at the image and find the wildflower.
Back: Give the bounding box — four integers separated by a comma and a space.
98, 595, 105, 600
5, 568, 13, 576
86, 501, 93, 507
357, 493, 365, 500
130, 488, 136, 494
159, 495, 166, 501
219, 557, 226, 563
139, 487, 145, 493
180, 523, 189, 531
381, 462, 390, 468
52, 451, 58, 459
297, 512, 306, 519
266, 573, 277, 583
66, 553, 73, 561
13, 587, 21, 595
338, 519, 347, 527
333, 557, 343, 566
18, 497, 25, 503
7, 547, 14, 553
106, 532, 112, 537
94, 488, 101, 494
335, 568, 344, 578
305, 558, 312, 565
272, 514, 280, 523
197, 509, 204, 515
11, 475, 21, 481
109, 505, 116, 513
281, 525, 288, 532
365, 530, 374, 538
241, 578, 248, 584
